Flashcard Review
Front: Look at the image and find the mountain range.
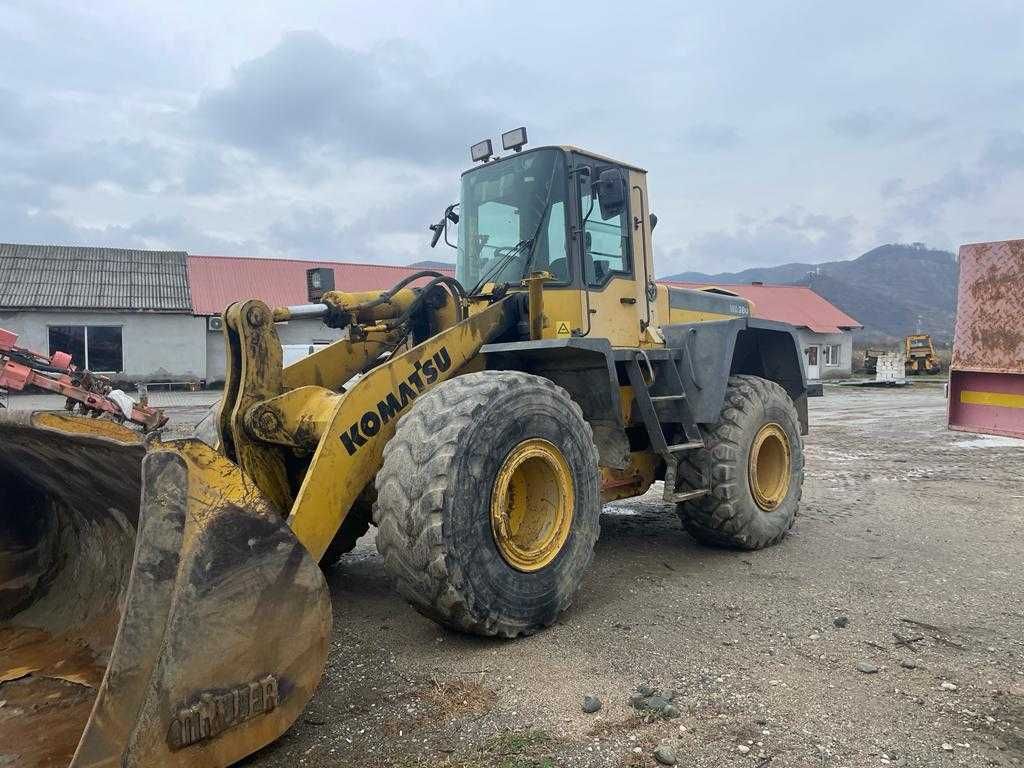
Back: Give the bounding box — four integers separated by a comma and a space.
404, 244, 959, 344
661, 243, 959, 344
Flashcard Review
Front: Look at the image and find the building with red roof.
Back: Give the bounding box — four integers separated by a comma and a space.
661, 281, 862, 380
0, 241, 858, 384
186, 255, 452, 383
187, 255, 452, 316
0, 244, 451, 384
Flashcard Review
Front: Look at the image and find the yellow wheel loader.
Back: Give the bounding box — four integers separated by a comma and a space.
903, 333, 942, 375
0, 139, 816, 767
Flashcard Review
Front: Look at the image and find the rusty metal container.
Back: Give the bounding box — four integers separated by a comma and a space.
948, 239, 1024, 438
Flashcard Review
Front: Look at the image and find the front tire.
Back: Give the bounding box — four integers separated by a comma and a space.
675, 375, 803, 549
373, 371, 601, 638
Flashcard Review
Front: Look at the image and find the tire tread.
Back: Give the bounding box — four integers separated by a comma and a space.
373, 371, 600, 637
676, 375, 804, 549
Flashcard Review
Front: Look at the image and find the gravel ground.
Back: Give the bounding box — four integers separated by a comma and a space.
238, 384, 1024, 768
23, 385, 1024, 767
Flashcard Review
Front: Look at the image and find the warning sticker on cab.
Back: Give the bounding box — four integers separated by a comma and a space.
554, 320, 572, 338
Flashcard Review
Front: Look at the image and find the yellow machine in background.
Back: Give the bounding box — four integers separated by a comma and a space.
1, 133, 815, 767
863, 334, 942, 376
903, 333, 942, 375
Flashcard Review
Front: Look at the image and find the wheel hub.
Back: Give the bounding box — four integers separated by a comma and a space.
748, 422, 791, 511
490, 438, 574, 572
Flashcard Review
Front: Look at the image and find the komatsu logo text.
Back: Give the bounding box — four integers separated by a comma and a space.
340, 347, 452, 455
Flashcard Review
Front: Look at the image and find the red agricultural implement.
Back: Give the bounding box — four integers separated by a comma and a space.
948, 239, 1024, 439
0, 327, 167, 430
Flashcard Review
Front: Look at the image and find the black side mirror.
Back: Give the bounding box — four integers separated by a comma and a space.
429, 222, 444, 248
595, 167, 627, 219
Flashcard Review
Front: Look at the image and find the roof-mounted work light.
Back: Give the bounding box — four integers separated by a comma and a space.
501, 126, 528, 152
470, 139, 493, 163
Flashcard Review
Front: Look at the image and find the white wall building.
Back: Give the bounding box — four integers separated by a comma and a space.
0, 244, 451, 385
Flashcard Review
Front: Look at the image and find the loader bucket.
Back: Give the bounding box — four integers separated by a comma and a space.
0, 411, 331, 768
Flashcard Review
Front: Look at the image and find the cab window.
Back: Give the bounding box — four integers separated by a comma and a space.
457, 148, 570, 288
579, 168, 630, 287
544, 200, 569, 282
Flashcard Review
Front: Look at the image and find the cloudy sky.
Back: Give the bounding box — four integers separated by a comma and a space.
1, 1, 1021, 275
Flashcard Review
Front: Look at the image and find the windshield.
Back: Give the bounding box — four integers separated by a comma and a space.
457, 148, 569, 289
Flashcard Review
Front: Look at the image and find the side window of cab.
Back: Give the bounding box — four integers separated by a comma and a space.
578, 164, 631, 287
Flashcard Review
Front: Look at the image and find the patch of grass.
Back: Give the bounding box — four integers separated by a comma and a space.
378, 677, 498, 744
482, 729, 558, 768
397, 728, 564, 768
586, 714, 649, 739
485, 728, 551, 754
420, 679, 497, 721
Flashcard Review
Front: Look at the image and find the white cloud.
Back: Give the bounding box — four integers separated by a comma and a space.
662, 209, 858, 275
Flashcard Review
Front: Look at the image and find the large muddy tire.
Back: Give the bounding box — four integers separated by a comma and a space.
676, 375, 803, 549
373, 371, 601, 638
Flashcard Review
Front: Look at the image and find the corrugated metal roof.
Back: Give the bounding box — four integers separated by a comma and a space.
0, 243, 192, 312
188, 255, 454, 315
662, 281, 862, 334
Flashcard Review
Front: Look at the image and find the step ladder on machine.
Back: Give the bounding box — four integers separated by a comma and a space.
624, 349, 709, 504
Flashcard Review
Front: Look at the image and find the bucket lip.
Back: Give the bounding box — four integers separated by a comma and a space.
69, 438, 331, 766
0, 410, 146, 447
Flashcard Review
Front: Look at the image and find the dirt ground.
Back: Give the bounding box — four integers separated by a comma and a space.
232, 384, 1022, 768
15, 385, 1023, 767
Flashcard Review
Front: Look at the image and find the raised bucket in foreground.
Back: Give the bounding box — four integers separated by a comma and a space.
0, 411, 331, 768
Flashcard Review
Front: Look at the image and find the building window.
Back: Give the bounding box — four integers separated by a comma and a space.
48, 325, 123, 372
822, 343, 842, 367
48, 326, 85, 369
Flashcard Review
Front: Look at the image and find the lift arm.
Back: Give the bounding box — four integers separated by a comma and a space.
216, 282, 519, 560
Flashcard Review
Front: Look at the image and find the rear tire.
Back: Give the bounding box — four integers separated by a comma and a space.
320, 483, 375, 565
373, 371, 601, 638
675, 375, 803, 549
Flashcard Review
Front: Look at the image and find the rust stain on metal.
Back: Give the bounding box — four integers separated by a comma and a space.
0, 412, 142, 767
0, 626, 108, 767
0, 626, 107, 689
952, 240, 1024, 375
0, 673, 96, 768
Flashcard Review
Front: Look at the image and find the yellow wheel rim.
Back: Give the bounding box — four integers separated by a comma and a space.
748, 423, 791, 511
490, 438, 575, 572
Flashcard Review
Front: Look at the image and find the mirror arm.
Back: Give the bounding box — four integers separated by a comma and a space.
443, 203, 459, 249
429, 202, 460, 249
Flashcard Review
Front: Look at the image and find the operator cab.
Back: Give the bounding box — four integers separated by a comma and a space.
451, 140, 658, 346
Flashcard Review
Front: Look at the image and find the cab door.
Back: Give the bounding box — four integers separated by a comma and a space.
570, 154, 647, 346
